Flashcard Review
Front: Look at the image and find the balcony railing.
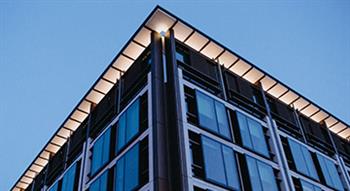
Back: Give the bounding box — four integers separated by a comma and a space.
299, 115, 335, 154
223, 70, 266, 119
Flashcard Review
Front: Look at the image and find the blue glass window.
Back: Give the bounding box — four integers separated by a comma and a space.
196, 91, 231, 139
236, 112, 269, 157
115, 144, 140, 191
89, 171, 108, 191
246, 156, 278, 191
316, 154, 344, 191
288, 139, 319, 180
61, 163, 77, 191
202, 136, 240, 190
117, 99, 140, 151
300, 180, 322, 191
91, 128, 111, 175
48, 182, 59, 191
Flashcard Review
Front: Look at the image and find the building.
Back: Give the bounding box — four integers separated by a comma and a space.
11, 6, 350, 191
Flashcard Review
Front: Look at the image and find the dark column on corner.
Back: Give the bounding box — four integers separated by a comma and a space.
164, 29, 189, 191
150, 31, 170, 191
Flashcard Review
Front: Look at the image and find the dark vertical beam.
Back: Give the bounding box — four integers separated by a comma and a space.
164, 29, 189, 191
151, 31, 170, 191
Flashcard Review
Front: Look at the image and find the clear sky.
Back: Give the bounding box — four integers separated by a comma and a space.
1, 0, 349, 190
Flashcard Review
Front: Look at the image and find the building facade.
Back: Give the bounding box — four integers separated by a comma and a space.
12, 6, 350, 191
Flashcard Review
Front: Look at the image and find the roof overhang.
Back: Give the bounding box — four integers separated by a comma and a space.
11, 5, 350, 191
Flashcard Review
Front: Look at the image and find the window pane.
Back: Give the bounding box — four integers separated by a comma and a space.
222, 146, 240, 190
237, 112, 253, 149
246, 156, 263, 191
176, 51, 185, 63
125, 144, 139, 191
91, 138, 103, 174
247, 118, 269, 157
215, 102, 231, 139
102, 128, 111, 166
91, 129, 111, 175
197, 91, 218, 133
99, 171, 108, 191
90, 171, 108, 191
316, 154, 344, 191
117, 113, 127, 151
62, 163, 77, 191
202, 136, 226, 185
300, 146, 318, 180
126, 99, 140, 142
288, 139, 310, 176
257, 161, 278, 191
48, 182, 59, 191
301, 180, 322, 191
115, 157, 125, 191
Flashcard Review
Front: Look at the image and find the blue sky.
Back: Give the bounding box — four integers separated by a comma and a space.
1, 1, 349, 190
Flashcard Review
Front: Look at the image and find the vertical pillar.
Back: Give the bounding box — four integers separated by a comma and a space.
164, 29, 189, 191
151, 31, 170, 191
259, 83, 294, 191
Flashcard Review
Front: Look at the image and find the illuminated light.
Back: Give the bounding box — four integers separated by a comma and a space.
200, 41, 223, 59
95, 79, 114, 94
243, 68, 264, 84
104, 68, 120, 83
325, 116, 337, 127
268, 83, 288, 98
46, 143, 60, 153
51, 135, 66, 146
57, 127, 71, 138
71, 110, 88, 123
185, 32, 209, 51
311, 110, 329, 123
229, 60, 251, 76
331, 122, 347, 133
86, 90, 104, 104
218, 51, 238, 68
301, 104, 318, 117
134, 27, 152, 47
146, 9, 176, 33
279, 91, 298, 105
123, 41, 145, 60
173, 21, 193, 42
338, 128, 350, 138
293, 97, 309, 111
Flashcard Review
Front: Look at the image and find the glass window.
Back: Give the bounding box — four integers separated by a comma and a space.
48, 182, 59, 191
300, 180, 322, 191
288, 139, 318, 180
61, 163, 77, 191
89, 171, 108, 191
316, 154, 344, 191
175, 48, 189, 64
117, 99, 140, 151
246, 156, 278, 191
236, 112, 269, 157
91, 128, 111, 175
202, 136, 240, 190
115, 144, 140, 191
196, 91, 231, 139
